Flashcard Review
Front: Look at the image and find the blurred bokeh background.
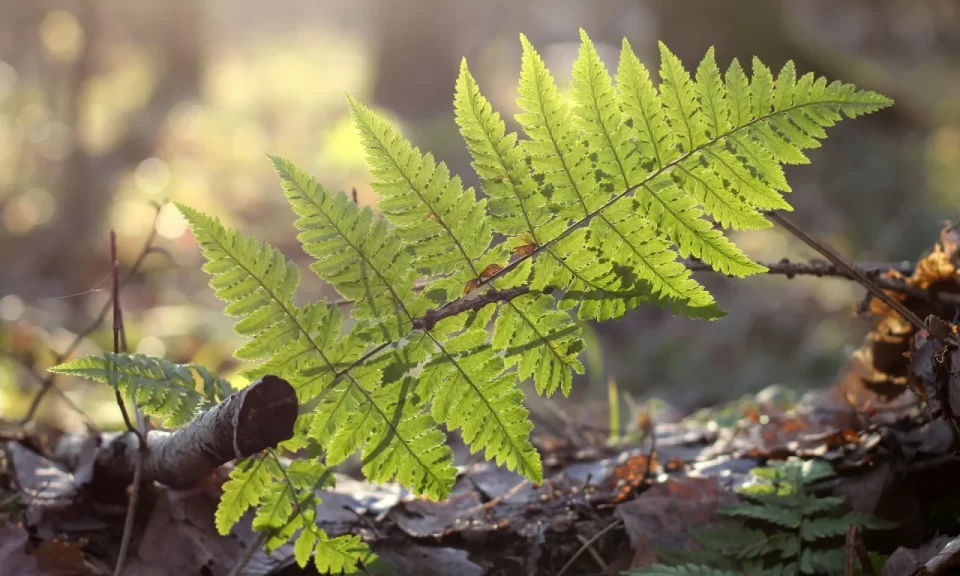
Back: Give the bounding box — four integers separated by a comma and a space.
1, 0, 958, 433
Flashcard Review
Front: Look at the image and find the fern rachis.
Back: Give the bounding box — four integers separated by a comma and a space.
50, 31, 891, 573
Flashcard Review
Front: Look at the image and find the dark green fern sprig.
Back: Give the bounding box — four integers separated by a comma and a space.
625, 458, 895, 576
50, 31, 892, 573
50, 352, 231, 428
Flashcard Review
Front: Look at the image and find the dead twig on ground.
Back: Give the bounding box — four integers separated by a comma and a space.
555, 518, 623, 576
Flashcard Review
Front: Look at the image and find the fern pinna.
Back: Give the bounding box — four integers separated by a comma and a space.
625, 459, 895, 576
51, 31, 891, 572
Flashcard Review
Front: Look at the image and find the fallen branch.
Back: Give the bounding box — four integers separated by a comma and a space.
94, 375, 297, 489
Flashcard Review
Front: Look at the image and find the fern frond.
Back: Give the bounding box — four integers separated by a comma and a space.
567, 31, 724, 317
487, 260, 582, 395
177, 203, 302, 361
453, 66, 586, 394
798, 517, 856, 542
691, 526, 777, 559
272, 155, 419, 331
720, 502, 802, 529
312, 533, 368, 574
49, 352, 227, 427
349, 95, 496, 295
454, 58, 552, 237
181, 203, 457, 501
420, 333, 543, 482
323, 373, 457, 496
623, 564, 741, 576
215, 457, 271, 535
613, 38, 766, 278
517, 34, 659, 321
800, 548, 844, 575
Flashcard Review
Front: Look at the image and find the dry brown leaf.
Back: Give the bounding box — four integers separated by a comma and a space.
479, 264, 503, 280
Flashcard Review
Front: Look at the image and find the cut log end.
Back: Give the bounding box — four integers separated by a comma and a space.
234, 374, 298, 458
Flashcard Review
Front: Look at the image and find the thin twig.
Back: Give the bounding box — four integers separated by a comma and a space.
459, 479, 532, 518
574, 533, 609, 571
342, 505, 381, 540
854, 526, 876, 576
764, 211, 927, 331
2, 350, 97, 430
555, 519, 623, 576
685, 257, 914, 279
111, 264, 138, 437
228, 531, 268, 576
17, 201, 166, 426
688, 255, 960, 306
845, 525, 856, 576
112, 230, 147, 576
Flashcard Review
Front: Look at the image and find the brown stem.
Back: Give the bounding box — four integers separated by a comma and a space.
764, 211, 927, 330
110, 229, 145, 576
18, 201, 166, 427
412, 286, 530, 331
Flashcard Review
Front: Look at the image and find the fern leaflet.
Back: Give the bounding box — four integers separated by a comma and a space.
49, 352, 230, 427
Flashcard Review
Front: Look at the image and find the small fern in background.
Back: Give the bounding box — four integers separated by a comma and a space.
625, 458, 895, 576
51, 30, 892, 572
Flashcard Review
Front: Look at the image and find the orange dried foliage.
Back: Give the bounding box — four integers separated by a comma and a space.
610, 453, 660, 502
479, 264, 503, 280
512, 243, 537, 257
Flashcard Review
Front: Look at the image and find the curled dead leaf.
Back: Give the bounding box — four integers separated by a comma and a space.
479, 264, 503, 280
512, 243, 537, 258
463, 279, 479, 295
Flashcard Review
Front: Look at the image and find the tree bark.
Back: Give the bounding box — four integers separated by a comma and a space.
92, 375, 297, 489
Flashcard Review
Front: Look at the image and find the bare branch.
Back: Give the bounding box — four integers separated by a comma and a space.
764, 211, 927, 330
94, 375, 297, 489
412, 286, 530, 331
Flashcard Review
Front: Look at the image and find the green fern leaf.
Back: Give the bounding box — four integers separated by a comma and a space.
516, 35, 648, 320
800, 548, 844, 575
177, 203, 361, 402
272, 155, 419, 330
455, 58, 552, 237
49, 352, 226, 427
420, 336, 543, 482
691, 526, 775, 558
452, 66, 586, 394
567, 31, 723, 316
622, 564, 741, 576
349, 95, 495, 295
294, 522, 317, 568
720, 502, 802, 528
215, 457, 271, 535
612, 39, 766, 278
799, 516, 857, 542
314, 533, 368, 574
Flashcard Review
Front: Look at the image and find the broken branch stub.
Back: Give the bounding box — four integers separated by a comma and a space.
97, 375, 297, 489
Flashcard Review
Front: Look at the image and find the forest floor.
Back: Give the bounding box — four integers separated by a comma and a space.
6, 230, 960, 576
